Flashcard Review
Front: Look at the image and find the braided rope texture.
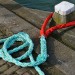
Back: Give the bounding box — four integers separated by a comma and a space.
0, 32, 48, 75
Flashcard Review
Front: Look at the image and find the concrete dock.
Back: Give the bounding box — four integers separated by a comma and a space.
0, 0, 75, 75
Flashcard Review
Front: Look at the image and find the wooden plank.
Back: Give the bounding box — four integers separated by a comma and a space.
22, 71, 32, 75
0, 60, 6, 66
0, 62, 13, 74
0, 0, 50, 28
0, 0, 75, 50
0, 64, 9, 73
16, 68, 28, 75
2, 65, 20, 75
0, 4, 75, 75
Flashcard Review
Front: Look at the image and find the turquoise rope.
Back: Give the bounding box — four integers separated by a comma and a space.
0, 32, 48, 75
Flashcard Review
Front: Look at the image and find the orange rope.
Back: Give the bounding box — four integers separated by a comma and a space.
40, 13, 75, 37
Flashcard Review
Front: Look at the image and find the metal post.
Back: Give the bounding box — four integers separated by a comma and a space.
53, 1, 75, 24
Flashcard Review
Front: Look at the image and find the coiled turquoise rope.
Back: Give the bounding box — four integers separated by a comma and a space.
0, 32, 48, 75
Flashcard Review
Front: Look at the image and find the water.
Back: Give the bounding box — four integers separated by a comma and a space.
15, 0, 75, 11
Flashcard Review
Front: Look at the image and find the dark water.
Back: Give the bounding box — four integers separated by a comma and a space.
15, 0, 75, 11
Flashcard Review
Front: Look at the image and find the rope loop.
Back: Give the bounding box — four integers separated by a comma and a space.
0, 12, 75, 75
0, 32, 47, 75
40, 13, 75, 37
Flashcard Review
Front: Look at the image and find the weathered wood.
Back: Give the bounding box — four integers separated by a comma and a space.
22, 71, 32, 75
16, 68, 28, 75
0, 0, 75, 50
0, 3, 75, 75
2, 65, 20, 75
0, 64, 9, 73
0, 0, 50, 28
0, 60, 6, 66
0, 62, 13, 73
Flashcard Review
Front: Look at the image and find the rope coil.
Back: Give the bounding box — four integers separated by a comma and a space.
0, 13, 75, 75
0, 32, 47, 75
